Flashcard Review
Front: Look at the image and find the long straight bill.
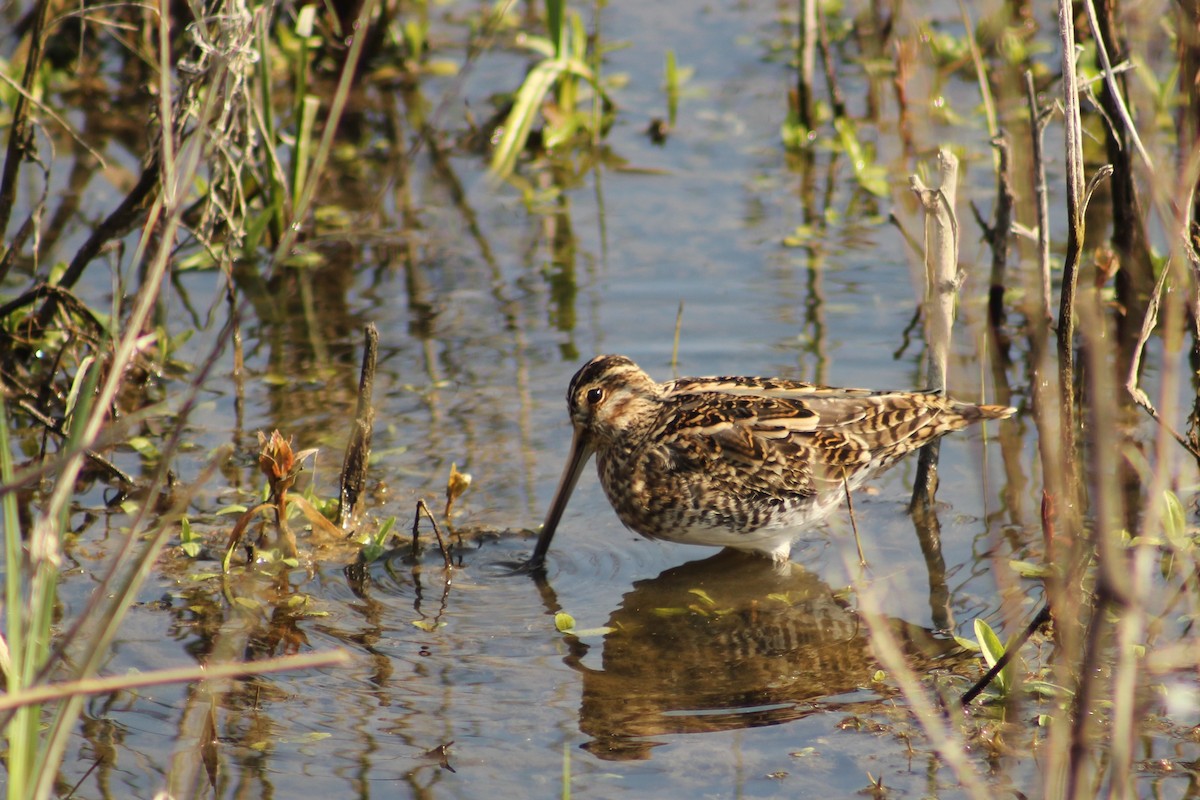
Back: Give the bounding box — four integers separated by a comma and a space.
528, 427, 594, 569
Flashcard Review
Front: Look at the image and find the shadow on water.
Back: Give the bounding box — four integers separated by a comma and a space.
531, 549, 961, 762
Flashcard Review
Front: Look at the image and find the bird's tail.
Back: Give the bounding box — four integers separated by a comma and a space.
957, 402, 1017, 422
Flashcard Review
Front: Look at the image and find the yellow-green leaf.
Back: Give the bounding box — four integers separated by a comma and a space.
412, 619, 444, 632
974, 618, 1014, 696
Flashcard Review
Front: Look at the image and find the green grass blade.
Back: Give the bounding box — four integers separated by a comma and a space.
665, 49, 679, 126
490, 59, 565, 179
546, 0, 565, 58
255, 10, 285, 242
271, 0, 379, 272
2, 399, 35, 799
293, 94, 320, 201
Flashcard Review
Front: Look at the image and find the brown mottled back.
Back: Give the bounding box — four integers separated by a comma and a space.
535, 354, 1015, 564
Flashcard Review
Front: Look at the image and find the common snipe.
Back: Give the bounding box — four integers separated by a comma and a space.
528, 355, 1014, 568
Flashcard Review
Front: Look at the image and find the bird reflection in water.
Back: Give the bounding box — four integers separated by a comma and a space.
548, 550, 959, 761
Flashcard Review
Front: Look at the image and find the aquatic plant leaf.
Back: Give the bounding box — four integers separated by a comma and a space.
571, 627, 615, 637
445, 463, 472, 517
127, 436, 159, 458
179, 517, 201, 558
954, 634, 982, 652
412, 620, 444, 632
490, 59, 563, 179
360, 516, 398, 563
665, 49, 679, 126
290, 495, 343, 538
1025, 681, 1071, 700
1009, 559, 1053, 579
222, 501, 272, 572
425, 59, 459, 77
1162, 490, 1187, 546
974, 618, 1014, 696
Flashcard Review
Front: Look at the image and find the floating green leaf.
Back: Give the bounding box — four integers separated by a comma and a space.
412, 619, 445, 632
1009, 559, 1053, 579
571, 626, 615, 637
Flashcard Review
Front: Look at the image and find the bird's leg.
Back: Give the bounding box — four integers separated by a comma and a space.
842, 468, 867, 567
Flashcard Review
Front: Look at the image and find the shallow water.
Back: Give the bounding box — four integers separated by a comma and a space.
7, 0, 1200, 797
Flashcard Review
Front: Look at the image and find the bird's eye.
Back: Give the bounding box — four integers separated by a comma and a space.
586, 387, 604, 405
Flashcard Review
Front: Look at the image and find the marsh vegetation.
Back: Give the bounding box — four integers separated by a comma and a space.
2, 0, 1200, 797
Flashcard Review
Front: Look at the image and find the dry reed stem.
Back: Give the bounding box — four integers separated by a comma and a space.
795, 0, 817, 131
815, 1, 846, 119
909, 149, 959, 509
977, 134, 1013, 336
0, 651, 350, 714
1057, 0, 1086, 471
1025, 71, 1054, 323
0, 0, 49, 242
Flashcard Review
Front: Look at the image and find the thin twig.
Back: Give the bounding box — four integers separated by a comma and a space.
13, 398, 136, 488
1025, 71, 1054, 323
815, 1, 847, 119
1125, 264, 1200, 458
892, 304, 922, 360
412, 498, 453, 570
0, 0, 50, 240
1081, 0, 1152, 169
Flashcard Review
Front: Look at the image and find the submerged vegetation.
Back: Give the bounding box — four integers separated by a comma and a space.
1, 0, 1199, 797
